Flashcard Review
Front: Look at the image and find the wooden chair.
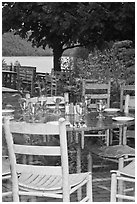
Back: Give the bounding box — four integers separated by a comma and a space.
110, 159, 135, 202
119, 83, 135, 147
84, 82, 135, 187
45, 73, 57, 96
81, 80, 111, 166
123, 94, 135, 147
124, 94, 135, 114
16, 66, 36, 96
88, 144, 135, 171
120, 83, 135, 112
82, 79, 111, 110
111, 93, 135, 146
3, 117, 92, 202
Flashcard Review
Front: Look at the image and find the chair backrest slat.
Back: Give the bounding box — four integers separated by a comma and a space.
86, 94, 109, 99
16, 164, 62, 175
13, 144, 61, 156
82, 79, 111, 109
122, 85, 135, 91
84, 83, 110, 90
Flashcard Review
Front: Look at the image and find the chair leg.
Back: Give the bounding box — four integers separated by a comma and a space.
119, 127, 123, 145
106, 129, 110, 146
123, 126, 127, 145
87, 173, 93, 202
87, 151, 92, 173
69, 131, 73, 143
81, 131, 84, 149
76, 141, 82, 201
118, 157, 124, 202
109, 129, 113, 145
118, 157, 124, 170
110, 172, 117, 202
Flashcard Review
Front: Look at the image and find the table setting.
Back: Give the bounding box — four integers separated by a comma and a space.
5, 95, 133, 132
17, 96, 65, 123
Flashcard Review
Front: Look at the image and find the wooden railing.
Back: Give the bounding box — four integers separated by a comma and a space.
15, 66, 36, 95
2, 65, 72, 97
2, 70, 17, 89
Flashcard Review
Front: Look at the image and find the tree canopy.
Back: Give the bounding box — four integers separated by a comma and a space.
2, 2, 135, 71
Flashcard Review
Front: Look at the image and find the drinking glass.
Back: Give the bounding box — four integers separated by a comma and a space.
53, 98, 62, 116
96, 100, 106, 119
76, 103, 85, 125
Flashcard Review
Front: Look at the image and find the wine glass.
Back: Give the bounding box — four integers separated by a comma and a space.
96, 99, 106, 119
76, 103, 85, 125
53, 98, 62, 116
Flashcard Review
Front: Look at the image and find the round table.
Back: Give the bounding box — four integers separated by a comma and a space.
66, 111, 134, 131
66, 111, 135, 179
66, 112, 134, 146
66, 111, 135, 201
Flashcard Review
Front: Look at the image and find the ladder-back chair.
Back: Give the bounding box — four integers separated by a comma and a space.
3, 117, 92, 202
81, 80, 112, 171
46, 73, 57, 96
120, 83, 135, 112
16, 66, 36, 96
82, 79, 111, 140
83, 81, 135, 184
123, 94, 135, 147
82, 79, 111, 110
110, 159, 135, 202
124, 94, 135, 115
120, 83, 135, 147
112, 93, 135, 146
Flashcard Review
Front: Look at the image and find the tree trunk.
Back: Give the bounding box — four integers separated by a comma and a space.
53, 48, 63, 72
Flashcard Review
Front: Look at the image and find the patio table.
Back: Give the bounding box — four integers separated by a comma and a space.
65, 111, 135, 173
65, 111, 135, 201
66, 111, 135, 143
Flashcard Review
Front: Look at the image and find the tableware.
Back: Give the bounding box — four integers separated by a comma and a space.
104, 108, 120, 113
53, 98, 62, 115
96, 100, 106, 118
112, 116, 135, 122
75, 103, 86, 123
76, 104, 82, 115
